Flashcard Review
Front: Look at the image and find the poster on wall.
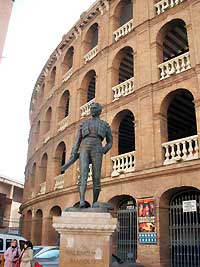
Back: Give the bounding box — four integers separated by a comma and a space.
137, 198, 157, 244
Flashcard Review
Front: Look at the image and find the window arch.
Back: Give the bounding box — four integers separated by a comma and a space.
31, 163, 36, 188
34, 209, 43, 245
55, 142, 66, 175
84, 23, 99, 54
40, 153, 48, 183
161, 89, 197, 142
62, 47, 74, 74
157, 19, 189, 64
114, 0, 133, 29
35, 120, 40, 144
50, 66, 56, 88
81, 70, 96, 105
44, 107, 52, 133
112, 110, 135, 155
58, 90, 70, 122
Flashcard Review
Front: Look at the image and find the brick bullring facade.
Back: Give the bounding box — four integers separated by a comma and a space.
21, 0, 200, 266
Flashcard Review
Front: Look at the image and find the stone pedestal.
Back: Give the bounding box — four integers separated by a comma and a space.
53, 211, 117, 267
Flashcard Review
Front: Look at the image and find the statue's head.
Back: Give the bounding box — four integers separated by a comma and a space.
90, 102, 102, 117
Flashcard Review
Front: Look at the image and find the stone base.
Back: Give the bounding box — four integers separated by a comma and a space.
53, 211, 117, 267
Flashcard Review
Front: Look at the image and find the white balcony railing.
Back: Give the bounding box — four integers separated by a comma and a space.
159, 52, 191, 80
112, 77, 135, 101
111, 151, 135, 177
62, 68, 73, 83
114, 19, 134, 42
84, 45, 98, 64
80, 98, 95, 117
39, 182, 46, 195
77, 164, 92, 183
54, 174, 64, 190
155, 0, 185, 15
162, 135, 199, 165
58, 116, 69, 132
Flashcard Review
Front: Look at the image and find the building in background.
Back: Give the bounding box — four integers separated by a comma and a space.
0, 175, 24, 234
0, 0, 14, 63
21, 0, 200, 266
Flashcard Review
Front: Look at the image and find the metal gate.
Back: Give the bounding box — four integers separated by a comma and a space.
170, 190, 200, 267
117, 207, 137, 263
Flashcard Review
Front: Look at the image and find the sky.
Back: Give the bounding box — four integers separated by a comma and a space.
0, 0, 95, 183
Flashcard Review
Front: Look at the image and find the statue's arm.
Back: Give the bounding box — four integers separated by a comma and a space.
61, 125, 82, 172
102, 124, 113, 154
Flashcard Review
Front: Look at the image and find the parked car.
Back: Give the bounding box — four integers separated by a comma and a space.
33, 248, 144, 267
33, 246, 58, 257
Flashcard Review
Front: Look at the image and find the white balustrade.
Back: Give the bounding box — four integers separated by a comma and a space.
155, 0, 185, 15
62, 68, 73, 82
114, 19, 134, 42
112, 77, 134, 101
77, 164, 92, 182
159, 52, 191, 80
54, 174, 64, 190
111, 151, 135, 177
84, 45, 98, 63
39, 181, 46, 195
31, 192, 35, 198
58, 116, 69, 132
162, 135, 199, 165
80, 98, 95, 117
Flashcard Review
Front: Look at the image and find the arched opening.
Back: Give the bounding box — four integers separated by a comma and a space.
161, 89, 197, 164
44, 107, 52, 133
31, 163, 36, 188
114, 0, 133, 29
118, 111, 135, 155
49, 66, 56, 88
62, 47, 74, 74
81, 70, 96, 108
112, 47, 134, 86
26, 210, 32, 240
161, 19, 188, 63
48, 206, 62, 245
111, 110, 135, 176
34, 209, 43, 245
87, 74, 96, 102
35, 120, 40, 145
55, 142, 66, 175
58, 90, 70, 122
119, 47, 134, 84
119, 0, 133, 27
159, 187, 200, 267
110, 195, 137, 263
167, 90, 196, 141
157, 19, 190, 79
40, 153, 48, 183
112, 47, 134, 100
84, 23, 99, 54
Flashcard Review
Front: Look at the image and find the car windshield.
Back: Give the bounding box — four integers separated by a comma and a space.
35, 249, 59, 260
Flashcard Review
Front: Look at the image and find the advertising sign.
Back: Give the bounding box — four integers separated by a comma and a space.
138, 198, 157, 244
